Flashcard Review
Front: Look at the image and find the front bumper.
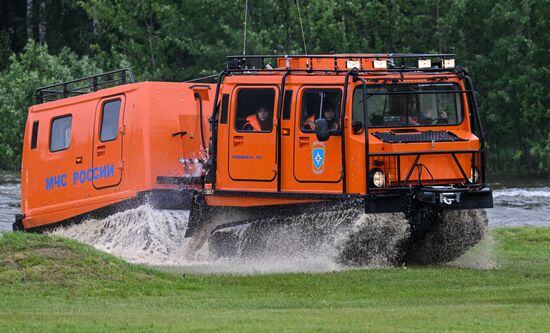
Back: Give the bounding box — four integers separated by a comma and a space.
365, 187, 493, 213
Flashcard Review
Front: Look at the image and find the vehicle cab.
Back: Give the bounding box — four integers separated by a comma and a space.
200, 53, 492, 219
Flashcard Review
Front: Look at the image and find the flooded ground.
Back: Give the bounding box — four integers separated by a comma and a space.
0, 172, 20, 234
0, 173, 548, 273
487, 187, 550, 227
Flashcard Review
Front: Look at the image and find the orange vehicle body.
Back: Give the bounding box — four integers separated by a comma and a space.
16, 54, 493, 235
20, 81, 213, 229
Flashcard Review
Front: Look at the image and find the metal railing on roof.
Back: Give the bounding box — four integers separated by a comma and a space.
225, 53, 456, 74
34, 68, 136, 104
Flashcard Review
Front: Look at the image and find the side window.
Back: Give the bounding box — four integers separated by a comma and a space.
301, 90, 342, 132
282, 90, 293, 120
100, 99, 121, 142
220, 94, 229, 124
235, 89, 275, 132
31, 121, 39, 149
50, 115, 72, 152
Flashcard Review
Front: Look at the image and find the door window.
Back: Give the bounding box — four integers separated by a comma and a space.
100, 99, 121, 142
50, 115, 72, 152
300, 90, 342, 132
234, 89, 275, 132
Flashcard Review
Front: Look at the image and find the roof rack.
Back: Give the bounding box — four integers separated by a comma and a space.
225, 53, 456, 74
34, 68, 136, 104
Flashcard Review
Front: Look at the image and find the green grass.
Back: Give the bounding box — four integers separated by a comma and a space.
1, 228, 550, 332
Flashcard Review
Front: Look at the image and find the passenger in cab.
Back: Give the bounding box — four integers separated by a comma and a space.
436, 110, 449, 124
242, 106, 272, 131
303, 102, 339, 130
303, 113, 316, 130
405, 97, 420, 125
323, 103, 339, 130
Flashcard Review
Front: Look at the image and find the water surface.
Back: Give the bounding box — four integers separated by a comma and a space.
0, 172, 20, 234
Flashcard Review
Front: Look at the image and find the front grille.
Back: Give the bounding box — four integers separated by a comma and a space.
373, 130, 466, 143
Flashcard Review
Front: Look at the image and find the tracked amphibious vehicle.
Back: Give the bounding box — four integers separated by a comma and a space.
16, 54, 493, 263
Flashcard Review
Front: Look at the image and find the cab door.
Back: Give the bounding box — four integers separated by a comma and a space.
92, 95, 125, 188
228, 87, 278, 182
294, 88, 343, 183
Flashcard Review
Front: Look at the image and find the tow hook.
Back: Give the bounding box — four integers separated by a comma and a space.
440, 192, 460, 205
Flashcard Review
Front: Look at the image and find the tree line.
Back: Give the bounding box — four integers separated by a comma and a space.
1, 0, 549, 176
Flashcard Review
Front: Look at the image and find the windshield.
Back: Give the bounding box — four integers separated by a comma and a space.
352, 83, 464, 128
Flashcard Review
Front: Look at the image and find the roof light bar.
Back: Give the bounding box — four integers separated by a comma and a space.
346, 60, 360, 69
418, 59, 432, 69
373, 60, 388, 69
443, 59, 455, 69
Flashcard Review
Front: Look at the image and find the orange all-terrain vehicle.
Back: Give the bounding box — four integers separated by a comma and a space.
15, 54, 493, 262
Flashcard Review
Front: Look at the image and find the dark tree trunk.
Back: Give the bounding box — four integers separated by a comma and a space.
38, 0, 45, 43
26, 0, 33, 40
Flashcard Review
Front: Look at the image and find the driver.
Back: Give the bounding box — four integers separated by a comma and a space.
303, 101, 339, 130
323, 102, 339, 130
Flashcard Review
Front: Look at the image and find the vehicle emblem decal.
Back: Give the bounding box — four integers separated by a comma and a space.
311, 141, 326, 174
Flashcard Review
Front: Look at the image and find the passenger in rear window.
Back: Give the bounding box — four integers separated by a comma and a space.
242, 106, 272, 131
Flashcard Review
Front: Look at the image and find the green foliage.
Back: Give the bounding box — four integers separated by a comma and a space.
0, 0, 549, 175
0, 41, 103, 170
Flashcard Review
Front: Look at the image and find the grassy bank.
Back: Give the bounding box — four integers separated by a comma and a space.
1, 229, 550, 332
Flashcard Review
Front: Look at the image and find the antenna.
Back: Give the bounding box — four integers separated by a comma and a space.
388, 0, 394, 52
295, 0, 308, 55
243, 0, 248, 55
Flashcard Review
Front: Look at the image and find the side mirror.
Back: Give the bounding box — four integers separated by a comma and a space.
352, 121, 364, 134
314, 118, 330, 142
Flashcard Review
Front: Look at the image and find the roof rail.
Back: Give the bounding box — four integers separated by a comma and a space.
34, 68, 136, 104
225, 53, 456, 73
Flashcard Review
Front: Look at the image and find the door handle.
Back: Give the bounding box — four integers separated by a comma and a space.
298, 136, 309, 148
96, 145, 106, 157
233, 136, 244, 146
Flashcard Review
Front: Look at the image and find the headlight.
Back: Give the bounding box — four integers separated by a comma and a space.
370, 169, 386, 188
470, 167, 480, 183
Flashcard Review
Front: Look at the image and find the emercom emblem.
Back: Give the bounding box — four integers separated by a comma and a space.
311, 141, 326, 174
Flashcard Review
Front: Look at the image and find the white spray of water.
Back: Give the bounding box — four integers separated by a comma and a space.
51, 205, 189, 265
209, 211, 411, 273
51, 205, 493, 274
51, 205, 413, 274
447, 228, 497, 270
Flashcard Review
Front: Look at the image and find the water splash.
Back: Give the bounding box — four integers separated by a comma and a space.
448, 228, 497, 270
211, 211, 411, 271
51, 205, 412, 273
51, 205, 189, 265
51, 205, 492, 274
406, 209, 489, 265
337, 213, 410, 267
